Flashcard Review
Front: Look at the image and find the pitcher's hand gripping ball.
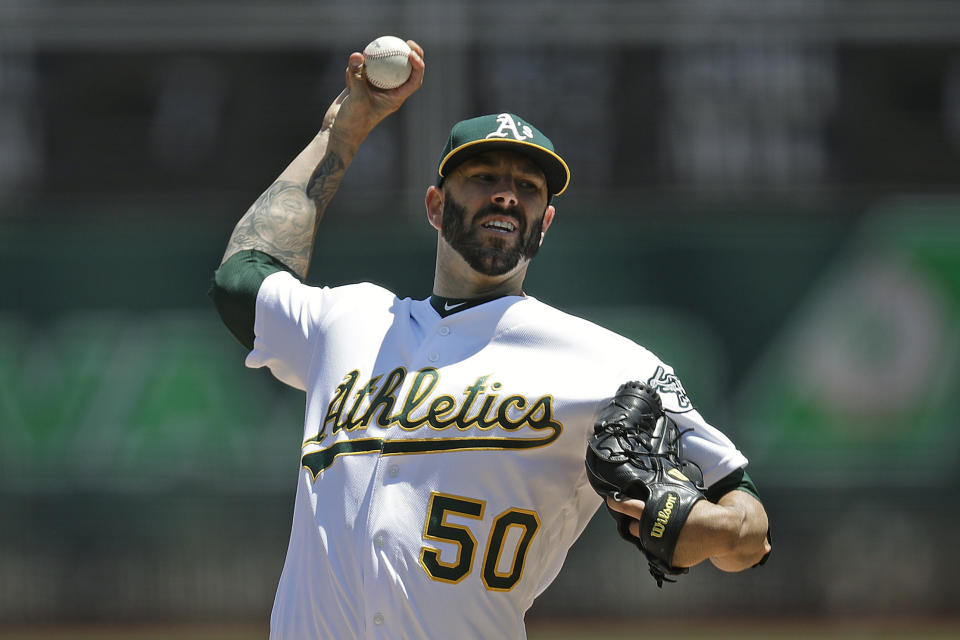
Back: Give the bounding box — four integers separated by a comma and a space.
362, 36, 413, 89
585, 381, 706, 587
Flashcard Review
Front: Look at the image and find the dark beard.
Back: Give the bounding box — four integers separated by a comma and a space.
440, 196, 544, 277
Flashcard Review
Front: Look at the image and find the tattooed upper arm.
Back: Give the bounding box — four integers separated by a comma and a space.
221, 150, 347, 279
222, 181, 314, 276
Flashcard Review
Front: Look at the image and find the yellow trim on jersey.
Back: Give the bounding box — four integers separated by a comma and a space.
303, 367, 564, 454
419, 492, 486, 585
481, 507, 541, 592
300, 430, 563, 481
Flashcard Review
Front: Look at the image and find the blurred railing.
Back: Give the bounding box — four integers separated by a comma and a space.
4, 1, 960, 49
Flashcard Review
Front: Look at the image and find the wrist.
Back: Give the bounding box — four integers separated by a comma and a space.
673, 500, 742, 567
326, 123, 368, 159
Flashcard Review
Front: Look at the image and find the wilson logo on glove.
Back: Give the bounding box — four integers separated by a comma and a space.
650, 493, 678, 539
584, 380, 706, 587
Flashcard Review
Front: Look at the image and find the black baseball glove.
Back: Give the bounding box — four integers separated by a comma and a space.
585, 381, 706, 587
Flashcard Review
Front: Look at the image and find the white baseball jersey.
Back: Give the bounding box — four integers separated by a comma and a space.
245, 270, 748, 639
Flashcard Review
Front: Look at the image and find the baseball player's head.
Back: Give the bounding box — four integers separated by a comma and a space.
425, 113, 570, 279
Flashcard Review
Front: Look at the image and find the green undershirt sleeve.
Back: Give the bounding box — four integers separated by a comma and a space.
208, 249, 299, 351
704, 467, 761, 503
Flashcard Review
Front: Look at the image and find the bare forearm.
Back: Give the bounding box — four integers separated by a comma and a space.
672, 490, 771, 571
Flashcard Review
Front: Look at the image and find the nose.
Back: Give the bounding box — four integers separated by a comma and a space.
491, 178, 519, 208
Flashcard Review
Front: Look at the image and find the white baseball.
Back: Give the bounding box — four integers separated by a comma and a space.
362, 36, 413, 90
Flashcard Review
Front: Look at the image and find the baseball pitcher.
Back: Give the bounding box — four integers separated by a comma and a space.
210, 40, 771, 639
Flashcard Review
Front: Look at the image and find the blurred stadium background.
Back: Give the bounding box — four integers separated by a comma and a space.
1, 0, 959, 636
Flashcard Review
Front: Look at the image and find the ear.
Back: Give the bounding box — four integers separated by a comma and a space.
539, 205, 556, 245
425, 185, 443, 231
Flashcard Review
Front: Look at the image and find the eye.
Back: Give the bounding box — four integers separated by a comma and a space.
517, 177, 546, 194
471, 173, 495, 182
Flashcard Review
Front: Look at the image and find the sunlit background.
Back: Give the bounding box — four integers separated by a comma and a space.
1, 0, 959, 637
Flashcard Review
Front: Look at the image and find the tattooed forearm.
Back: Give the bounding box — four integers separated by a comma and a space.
306, 150, 347, 223
222, 150, 349, 278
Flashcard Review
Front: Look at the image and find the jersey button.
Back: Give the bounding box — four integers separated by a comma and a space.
373, 612, 385, 626
387, 464, 400, 478
438, 326, 450, 336
428, 353, 439, 362
374, 533, 386, 548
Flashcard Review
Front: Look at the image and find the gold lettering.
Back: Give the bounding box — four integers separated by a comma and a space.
475, 393, 499, 430
496, 395, 528, 430
320, 370, 360, 439
455, 376, 489, 430
396, 368, 440, 429
650, 495, 677, 539
524, 396, 562, 432
363, 367, 407, 427
321, 367, 563, 443
427, 395, 458, 428
345, 375, 382, 428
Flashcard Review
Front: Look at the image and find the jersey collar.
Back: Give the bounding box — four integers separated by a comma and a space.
429, 294, 509, 318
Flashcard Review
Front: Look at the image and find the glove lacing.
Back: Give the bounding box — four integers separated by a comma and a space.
589, 413, 686, 466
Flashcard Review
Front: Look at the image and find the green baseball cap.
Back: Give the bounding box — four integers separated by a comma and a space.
436, 113, 570, 196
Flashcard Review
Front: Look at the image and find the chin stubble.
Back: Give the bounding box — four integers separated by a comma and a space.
440, 197, 544, 277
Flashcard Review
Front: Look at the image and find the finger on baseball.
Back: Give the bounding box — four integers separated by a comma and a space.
345, 52, 365, 84
403, 46, 425, 91
406, 40, 425, 62
379, 57, 424, 99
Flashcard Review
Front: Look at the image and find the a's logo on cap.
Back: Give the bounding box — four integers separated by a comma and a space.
485, 113, 534, 142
